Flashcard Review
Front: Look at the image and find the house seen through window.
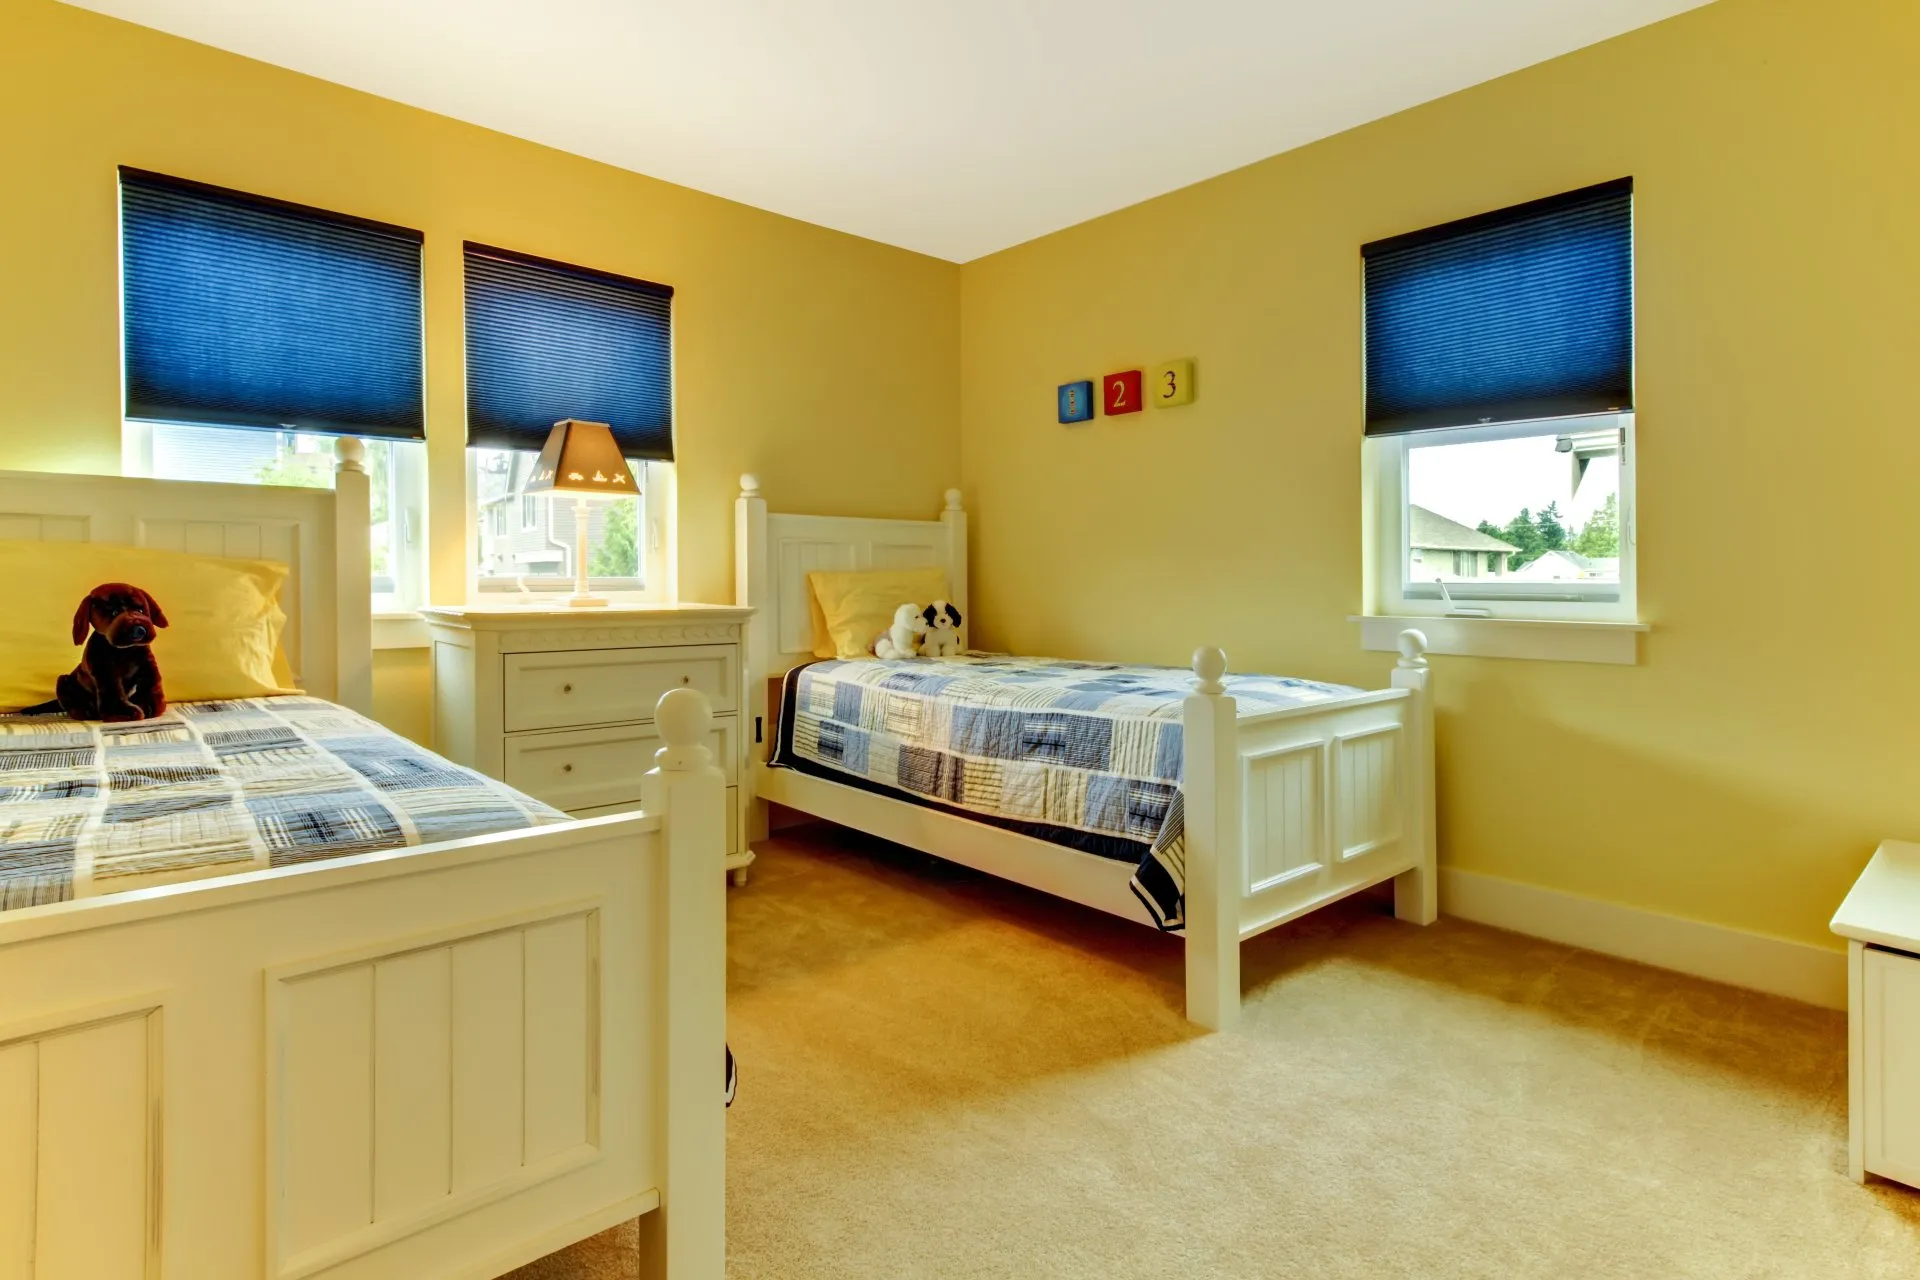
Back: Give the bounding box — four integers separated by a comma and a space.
1403, 419, 1624, 595
470, 446, 657, 590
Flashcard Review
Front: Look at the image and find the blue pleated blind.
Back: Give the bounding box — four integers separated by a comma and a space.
120, 168, 425, 439
1363, 178, 1633, 435
463, 243, 674, 459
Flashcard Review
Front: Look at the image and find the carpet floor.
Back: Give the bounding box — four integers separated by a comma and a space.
509, 826, 1920, 1279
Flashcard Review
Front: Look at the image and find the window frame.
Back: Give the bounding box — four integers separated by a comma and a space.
1364, 414, 1637, 625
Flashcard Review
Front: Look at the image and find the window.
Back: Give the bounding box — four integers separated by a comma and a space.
118, 168, 427, 610
462, 243, 674, 598
123, 422, 426, 609
1363, 179, 1635, 625
468, 448, 671, 592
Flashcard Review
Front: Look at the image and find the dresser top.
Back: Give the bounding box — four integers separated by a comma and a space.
420, 602, 752, 630
1832, 841, 1920, 949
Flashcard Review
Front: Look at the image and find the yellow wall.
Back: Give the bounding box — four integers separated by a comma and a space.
0, 0, 959, 741
959, 0, 1920, 951
370, 649, 432, 747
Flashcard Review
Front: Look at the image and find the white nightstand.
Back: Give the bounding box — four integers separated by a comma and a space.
1831, 840, 1920, 1187
421, 602, 755, 884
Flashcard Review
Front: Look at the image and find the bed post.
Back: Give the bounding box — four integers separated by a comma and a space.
736, 474, 771, 845
638, 688, 728, 1278
333, 437, 373, 715
1391, 629, 1438, 925
1183, 646, 1242, 1031
940, 488, 968, 651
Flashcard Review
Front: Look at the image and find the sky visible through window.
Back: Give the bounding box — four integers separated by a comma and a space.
1409, 434, 1616, 533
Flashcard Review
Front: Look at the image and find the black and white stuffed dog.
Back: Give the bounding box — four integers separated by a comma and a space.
920, 600, 963, 658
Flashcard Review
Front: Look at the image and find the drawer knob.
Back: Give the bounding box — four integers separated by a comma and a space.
680, 676, 690, 684
562, 683, 574, 694
562, 763, 574, 773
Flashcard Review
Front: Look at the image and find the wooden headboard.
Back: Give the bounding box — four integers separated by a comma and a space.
0, 439, 373, 712
733, 474, 967, 757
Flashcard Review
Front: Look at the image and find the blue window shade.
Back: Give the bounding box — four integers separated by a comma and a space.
120, 168, 425, 440
1363, 178, 1633, 435
463, 243, 674, 460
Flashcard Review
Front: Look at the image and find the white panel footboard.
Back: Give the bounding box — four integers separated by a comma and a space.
1236, 693, 1418, 936
1183, 633, 1437, 1030
269, 905, 604, 1279
0, 691, 728, 1280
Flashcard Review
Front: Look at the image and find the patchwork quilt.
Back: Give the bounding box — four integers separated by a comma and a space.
771, 655, 1361, 930
0, 697, 566, 912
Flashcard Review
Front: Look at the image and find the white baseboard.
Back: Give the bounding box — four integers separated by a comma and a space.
1440, 867, 1846, 1010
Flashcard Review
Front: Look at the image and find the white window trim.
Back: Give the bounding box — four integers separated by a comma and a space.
372, 612, 430, 650
380, 438, 427, 615
465, 451, 676, 605
1361, 414, 1643, 664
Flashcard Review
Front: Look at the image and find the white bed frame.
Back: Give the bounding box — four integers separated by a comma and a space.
0, 443, 726, 1279
735, 475, 1437, 1030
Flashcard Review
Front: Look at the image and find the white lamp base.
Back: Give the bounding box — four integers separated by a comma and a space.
566, 494, 606, 608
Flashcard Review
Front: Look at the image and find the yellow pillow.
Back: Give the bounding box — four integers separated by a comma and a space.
807, 567, 953, 660
0, 540, 299, 710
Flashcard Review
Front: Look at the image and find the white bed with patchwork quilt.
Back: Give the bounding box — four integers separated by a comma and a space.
0, 455, 726, 1280
737, 476, 1438, 1031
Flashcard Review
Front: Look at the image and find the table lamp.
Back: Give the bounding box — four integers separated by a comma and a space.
521, 419, 635, 608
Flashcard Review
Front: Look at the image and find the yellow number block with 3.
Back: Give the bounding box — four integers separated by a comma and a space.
1151, 359, 1195, 408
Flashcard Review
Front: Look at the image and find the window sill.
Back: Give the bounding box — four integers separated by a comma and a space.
372, 613, 429, 650
1351, 614, 1647, 665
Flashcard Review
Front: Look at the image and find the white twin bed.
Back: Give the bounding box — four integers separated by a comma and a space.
0, 446, 725, 1280
735, 475, 1437, 1030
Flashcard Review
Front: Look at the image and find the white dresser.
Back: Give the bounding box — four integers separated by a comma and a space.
1832, 840, 1920, 1188
421, 603, 755, 883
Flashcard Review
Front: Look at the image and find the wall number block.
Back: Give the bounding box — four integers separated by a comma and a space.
1151, 359, 1195, 408
1102, 370, 1143, 416
1057, 380, 1095, 424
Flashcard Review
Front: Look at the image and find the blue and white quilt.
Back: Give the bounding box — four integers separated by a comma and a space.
0, 697, 567, 912
770, 655, 1360, 929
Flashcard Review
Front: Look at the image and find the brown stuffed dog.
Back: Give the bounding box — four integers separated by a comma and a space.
23, 583, 169, 722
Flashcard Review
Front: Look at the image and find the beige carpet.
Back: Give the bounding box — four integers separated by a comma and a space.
512, 826, 1920, 1279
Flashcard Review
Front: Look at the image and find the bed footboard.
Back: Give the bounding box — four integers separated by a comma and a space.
1183, 633, 1437, 1030
0, 692, 727, 1280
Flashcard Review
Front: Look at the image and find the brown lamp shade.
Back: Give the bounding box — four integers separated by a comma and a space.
521, 420, 637, 496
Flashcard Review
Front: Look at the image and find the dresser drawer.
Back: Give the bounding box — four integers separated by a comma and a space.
503, 717, 738, 811
503, 645, 738, 733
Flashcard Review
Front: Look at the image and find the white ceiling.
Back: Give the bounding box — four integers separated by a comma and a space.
64, 0, 1712, 261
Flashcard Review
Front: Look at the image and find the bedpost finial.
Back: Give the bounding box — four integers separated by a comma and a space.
1396, 628, 1429, 669
335, 435, 367, 474
1192, 646, 1227, 695
944, 487, 963, 512
653, 688, 715, 771
739, 473, 761, 498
